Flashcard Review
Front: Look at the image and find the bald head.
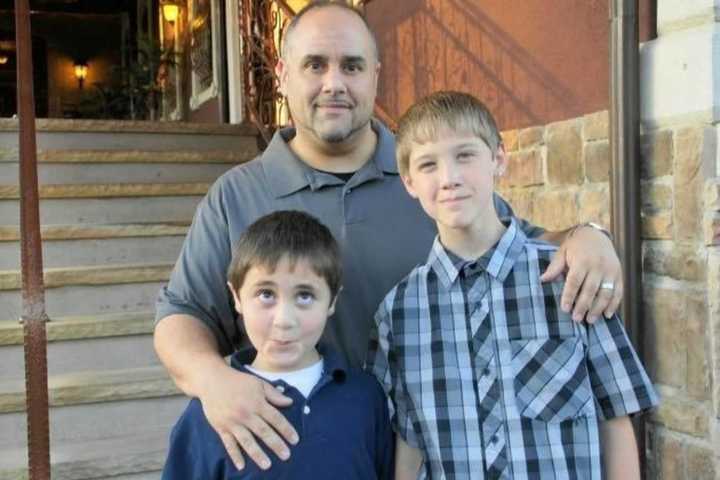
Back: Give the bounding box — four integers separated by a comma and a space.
281, 1, 379, 61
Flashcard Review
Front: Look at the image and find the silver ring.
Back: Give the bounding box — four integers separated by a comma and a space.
600, 281, 615, 290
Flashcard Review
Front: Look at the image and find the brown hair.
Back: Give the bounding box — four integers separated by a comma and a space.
227, 210, 342, 298
395, 91, 502, 177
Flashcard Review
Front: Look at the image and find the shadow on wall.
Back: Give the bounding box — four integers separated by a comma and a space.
368, 0, 611, 130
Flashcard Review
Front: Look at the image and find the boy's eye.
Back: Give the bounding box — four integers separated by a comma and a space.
417, 161, 436, 172
296, 291, 316, 306
457, 151, 475, 160
257, 289, 275, 303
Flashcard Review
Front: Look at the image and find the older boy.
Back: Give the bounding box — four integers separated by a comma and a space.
163, 211, 393, 479
367, 91, 658, 479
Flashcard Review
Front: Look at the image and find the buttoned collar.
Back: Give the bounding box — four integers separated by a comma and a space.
427, 217, 527, 290
261, 119, 398, 199
230, 343, 348, 384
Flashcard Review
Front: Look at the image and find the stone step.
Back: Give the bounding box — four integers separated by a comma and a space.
0, 223, 189, 242
0, 263, 171, 320
0, 160, 234, 186
0, 182, 210, 199
0, 119, 258, 153
0, 263, 173, 291
1, 312, 156, 380
0, 429, 170, 480
1, 281, 165, 321
0, 194, 204, 225
0, 232, 185, 269
0, 367, 184, 457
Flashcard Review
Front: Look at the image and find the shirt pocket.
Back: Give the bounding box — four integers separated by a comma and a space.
509, 336, 594, 423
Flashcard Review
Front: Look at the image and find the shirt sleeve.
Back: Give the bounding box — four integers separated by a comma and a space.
365, 292, 424, 450
154, 180, 238, 356
162, 399, 226, 480
585, 315, 660, 420
493, 192, 544, 238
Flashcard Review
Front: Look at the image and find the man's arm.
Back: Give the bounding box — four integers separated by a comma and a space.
493, 194, 622, 323
394, 435, 423, 480
600, 416, 639, 480
539, 225, 622, 323
154, 314, 297, 470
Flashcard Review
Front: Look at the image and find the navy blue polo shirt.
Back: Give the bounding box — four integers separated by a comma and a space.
162, 347, 394, 479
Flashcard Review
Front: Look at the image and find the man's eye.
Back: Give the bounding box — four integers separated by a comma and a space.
344, 63, 362, 73
296, 291, 315, 305
307, 62, 323, 71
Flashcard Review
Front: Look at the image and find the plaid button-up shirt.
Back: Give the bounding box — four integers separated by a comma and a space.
366, 219, 658, 479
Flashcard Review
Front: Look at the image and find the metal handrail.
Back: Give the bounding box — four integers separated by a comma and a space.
15, 0, 52, 478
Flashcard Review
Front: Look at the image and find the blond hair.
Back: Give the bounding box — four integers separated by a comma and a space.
395, 91, 502, 177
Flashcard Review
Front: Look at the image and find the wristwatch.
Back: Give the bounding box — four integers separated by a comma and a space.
572, 222, 613, 241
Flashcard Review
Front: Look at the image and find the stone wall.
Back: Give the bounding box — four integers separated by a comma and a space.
498, 111, 720, 479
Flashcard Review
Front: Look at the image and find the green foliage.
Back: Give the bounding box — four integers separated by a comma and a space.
78, 35, 179, 120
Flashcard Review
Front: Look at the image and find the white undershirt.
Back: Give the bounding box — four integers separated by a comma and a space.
245, 357, 324, 398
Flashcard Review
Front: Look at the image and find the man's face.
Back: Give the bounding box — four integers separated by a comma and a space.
276, 7, 380, 145
401, 128, 506, 235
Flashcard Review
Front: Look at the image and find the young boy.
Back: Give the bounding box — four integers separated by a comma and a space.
366, 91, 659, 479
163, 210, 393, 479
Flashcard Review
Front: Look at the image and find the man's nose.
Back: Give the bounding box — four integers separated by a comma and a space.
322, 66, 348, 94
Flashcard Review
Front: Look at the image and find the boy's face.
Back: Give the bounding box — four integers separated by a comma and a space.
229, 256, 336, 372
401, 128, 506, 234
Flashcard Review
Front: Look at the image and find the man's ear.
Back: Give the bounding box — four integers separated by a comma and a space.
400, 173, 419, 199
275, 57, 288, 96
227, 281, 242, 315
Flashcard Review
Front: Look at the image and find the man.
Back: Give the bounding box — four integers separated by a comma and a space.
154, 1, 622, 472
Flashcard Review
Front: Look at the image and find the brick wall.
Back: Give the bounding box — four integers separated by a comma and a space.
498, 112, 720, 479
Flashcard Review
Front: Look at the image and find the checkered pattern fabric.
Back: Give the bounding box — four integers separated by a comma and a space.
366, 219, 658, 479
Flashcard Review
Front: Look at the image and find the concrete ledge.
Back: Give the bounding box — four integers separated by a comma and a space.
0, 432, 167, 479
0, 311, 154, 346
0, 223, 189, 242
0, 118, 257, 136
0, 263, 172, 290
0, 149, 256, 164
0, 183, 210, 199
0, 366, 179, 414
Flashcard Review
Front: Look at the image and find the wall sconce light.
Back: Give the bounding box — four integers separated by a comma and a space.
161, 1, 180, 24
0, 55, 8, 65
74, 63, 88, 89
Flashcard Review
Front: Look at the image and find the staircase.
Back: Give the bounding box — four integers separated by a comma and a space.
0, 119, 259, 479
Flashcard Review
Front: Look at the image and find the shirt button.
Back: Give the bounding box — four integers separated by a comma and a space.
275, 385, 285, 393
303, 405, 311, 415
482, 368, 490, 376
490, 434, 499, 444
345, 188, 352, 195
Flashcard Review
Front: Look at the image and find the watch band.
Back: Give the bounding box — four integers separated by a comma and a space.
571, 222, 613, 241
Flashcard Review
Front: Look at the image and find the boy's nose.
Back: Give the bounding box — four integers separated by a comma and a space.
440, 162, 462, 188
273, 302, 297, 329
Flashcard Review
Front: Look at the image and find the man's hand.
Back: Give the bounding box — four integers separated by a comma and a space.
198, 364, 298, 471
540, 225, 623, 322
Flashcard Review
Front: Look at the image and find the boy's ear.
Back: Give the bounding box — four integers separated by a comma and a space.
227, 281, 242, 315
400, 173, 419, 199
328, 287, 342, 316
494, 144, 508, 177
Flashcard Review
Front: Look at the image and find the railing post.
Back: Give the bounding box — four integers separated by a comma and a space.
15, 0, 52, 478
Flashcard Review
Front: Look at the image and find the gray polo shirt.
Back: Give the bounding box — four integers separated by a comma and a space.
155, 120, 541, 367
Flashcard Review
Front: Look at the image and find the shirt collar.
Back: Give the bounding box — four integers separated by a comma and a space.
230, 343, 347, 384
427, 217, 527, 289
261, 119, 397, 199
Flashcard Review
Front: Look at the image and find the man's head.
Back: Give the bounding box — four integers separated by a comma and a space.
395, 91, 507, 234
227, 210, 342, 372
275, 2, 380, 146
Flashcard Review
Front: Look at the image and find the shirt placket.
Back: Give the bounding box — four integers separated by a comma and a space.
465, 272, 509, 479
